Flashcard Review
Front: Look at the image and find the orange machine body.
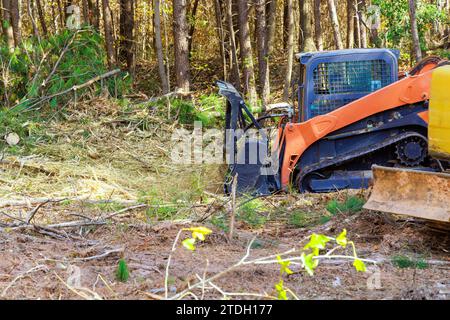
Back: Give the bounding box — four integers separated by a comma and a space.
279, 69, 434, 188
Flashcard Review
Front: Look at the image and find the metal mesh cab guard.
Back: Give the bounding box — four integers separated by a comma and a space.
296, 49, 399, 120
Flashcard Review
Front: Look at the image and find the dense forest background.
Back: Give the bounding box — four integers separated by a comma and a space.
0, 0, 448, 110
0, 1, 449, 300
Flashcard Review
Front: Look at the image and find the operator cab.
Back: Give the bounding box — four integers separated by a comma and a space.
296, 49, 400, 122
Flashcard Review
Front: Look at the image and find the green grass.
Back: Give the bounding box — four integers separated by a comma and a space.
391, 255, 429, 269
0, 108, 48, 153
238, 198, 267, 228
289, 211, 309, 228
87, 201, 126, 212
210, 213, 229, 232
288, 210, 332, 228
326, 196, 365, 215
209, 198, 268, 231
149, 94, 225, 128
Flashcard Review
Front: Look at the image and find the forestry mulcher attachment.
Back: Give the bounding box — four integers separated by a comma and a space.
217, 49, 450, 223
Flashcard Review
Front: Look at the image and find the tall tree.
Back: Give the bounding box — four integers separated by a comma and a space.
27, 0, 40, 39
255, 0, 269, 104
226, 0, 240, 90
408, 0, 422, 63
102, 0, 116, 68
214, 0, 227, 80
346, 0, 354, 48
266, 0, 277, 55
2, 0, 15, 51
313, 0, 323, 51
10, 0, 21, 46
357, 0, 367, 48
264, 0, 277, 102
154, 0, 169, 93
82, 0, 89, 24
445, 0, 450, 49
236, 0, 257, 106
283, 0, 294, 100
119, 0, 135, 76
35, 0, 48, 35
283, 0, 289, 49
354, 0, 361, 47
90, 0, 100, 29
300, 0, 316, 52
173, 0, 191, 92
327, 0, 343, 49
57, 0, 65, 29
187, 0, 200, 55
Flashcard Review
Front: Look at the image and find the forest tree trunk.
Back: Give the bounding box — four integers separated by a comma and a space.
154, 0, 169, 93
236, 0, 257, 106
214, 0, 227, 80
119, 0, 135, 77
102, 0, 116, 68
313, 0, 323, 51
300, 0, 317, 52
187, 0, 200, 55
226, 0, 241, 90
408, 0, 422, 63
10, 0, 21, 46
2, 0, 15, 51
346, 0, 354, 48
283, 0, 294, 100
173, 0, 191, 92
327, 0, 343, 49
255, 0, 269, 105
358, 0, 367, 48
28, 0, 40, 39
36, 0, 47, 35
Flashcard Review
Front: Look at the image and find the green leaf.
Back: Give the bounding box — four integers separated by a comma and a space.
301, 253, 319, 276
336, 229, 348, 248
276, 255, 294, 276
182, 238, 196, 251
185, 226, 212, 241
303, 233, 330, 251
192, 231, 205, 241
353, 259, 367, 272
275, 280, 288, 300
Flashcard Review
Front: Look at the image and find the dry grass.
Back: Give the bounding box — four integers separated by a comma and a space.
0, 97, 224, 204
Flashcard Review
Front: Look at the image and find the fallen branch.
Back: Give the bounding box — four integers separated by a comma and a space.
74, 247, 124, 262
0, 197, 141, 209
228, 174, 238, 240
1, 265, 49, 297
26, 199, 64, 224
41, 30, 82, 89
169, 232, 375, 300
13, 69, 121, 111
54, 272, 103, 300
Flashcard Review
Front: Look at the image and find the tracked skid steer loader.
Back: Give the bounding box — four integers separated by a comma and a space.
216, 49, 449, 224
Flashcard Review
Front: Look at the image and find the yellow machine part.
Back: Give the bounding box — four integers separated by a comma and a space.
429, 65, 450, 160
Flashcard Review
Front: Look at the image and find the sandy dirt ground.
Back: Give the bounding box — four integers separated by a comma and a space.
0, 200, 448, 300
0, 102, 448, 300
